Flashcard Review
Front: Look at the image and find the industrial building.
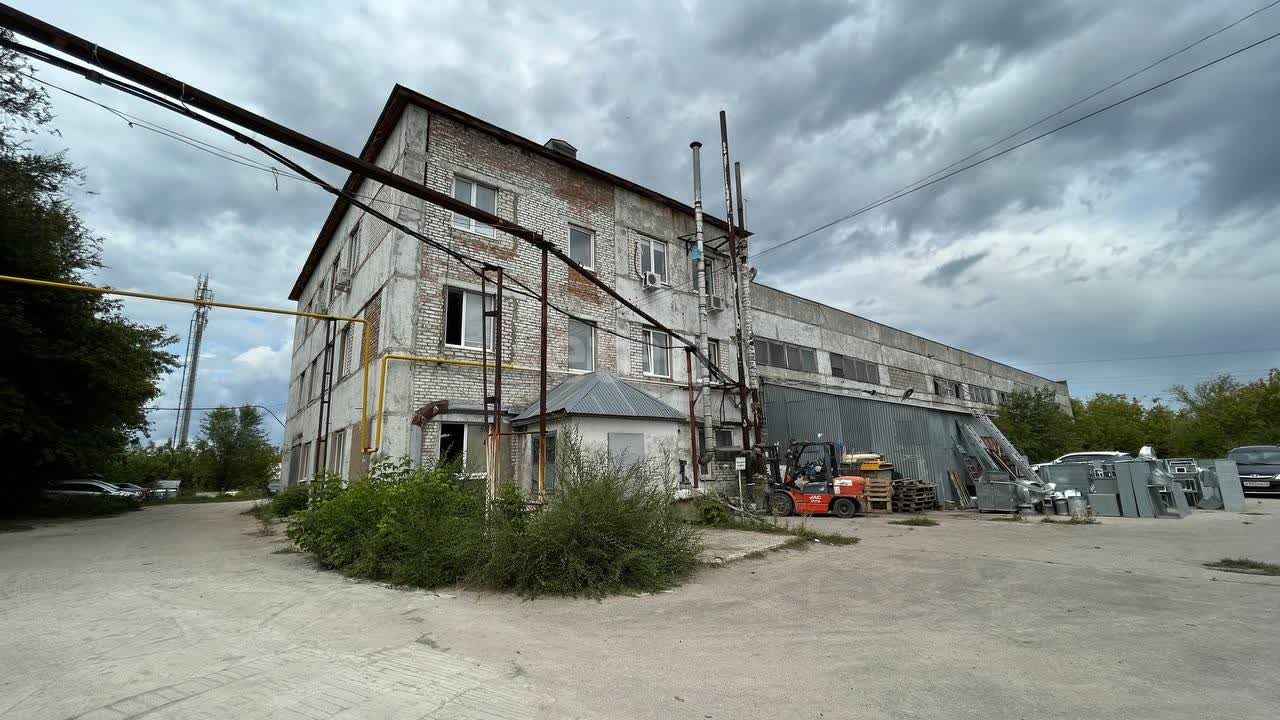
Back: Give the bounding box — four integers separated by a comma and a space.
280, 86, 1070, 499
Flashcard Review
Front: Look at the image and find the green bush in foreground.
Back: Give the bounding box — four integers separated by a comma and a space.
286, 433, 701, 597
270, 486, 310, 517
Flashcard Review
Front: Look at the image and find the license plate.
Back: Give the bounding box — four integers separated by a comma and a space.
1243, 481, 1271, 487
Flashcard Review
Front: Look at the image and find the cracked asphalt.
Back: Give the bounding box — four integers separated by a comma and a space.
2, 498, 1278, 719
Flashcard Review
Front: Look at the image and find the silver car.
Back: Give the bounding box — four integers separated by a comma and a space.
150, 479, 181, 500
44, 480, 142, 508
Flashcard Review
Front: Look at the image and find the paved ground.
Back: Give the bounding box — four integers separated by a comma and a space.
2, 499, 1278, 719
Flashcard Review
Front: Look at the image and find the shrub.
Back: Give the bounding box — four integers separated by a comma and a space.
471, 433, 702, 597
270, 486, 310, 517
287, 479, 392, 570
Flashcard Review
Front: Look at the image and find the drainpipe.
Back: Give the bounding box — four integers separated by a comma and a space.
690, 142, 716, 474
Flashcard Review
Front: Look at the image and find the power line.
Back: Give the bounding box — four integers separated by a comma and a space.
632, 3, 1280, 307
1022, 346, 1280, 368
145, 404, 285, 427
749, 23, 1280, 262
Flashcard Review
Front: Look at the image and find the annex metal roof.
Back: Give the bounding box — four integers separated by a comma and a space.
511, 370, 684, 425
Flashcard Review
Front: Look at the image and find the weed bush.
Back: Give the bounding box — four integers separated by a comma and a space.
472, 434, 701, 597
270, 486, 310, 517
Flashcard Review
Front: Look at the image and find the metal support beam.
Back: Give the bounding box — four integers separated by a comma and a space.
538, 248, 549, 499
719, 112, 755, 451
685, 348, 700, 489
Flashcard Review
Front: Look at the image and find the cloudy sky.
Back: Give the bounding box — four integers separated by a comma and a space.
17, 0, 1280, 444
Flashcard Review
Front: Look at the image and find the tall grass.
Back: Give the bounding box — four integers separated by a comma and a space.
286, 432, 701, 597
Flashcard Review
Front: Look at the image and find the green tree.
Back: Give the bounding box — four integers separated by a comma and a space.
994, 388, 1077, 463
196, 406, 278, 492
1, 34, 176, 507
1169, 371, 1280, 457
1072, 393, 1149, 455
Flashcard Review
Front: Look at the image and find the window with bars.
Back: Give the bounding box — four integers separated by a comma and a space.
829, 352, 880, 384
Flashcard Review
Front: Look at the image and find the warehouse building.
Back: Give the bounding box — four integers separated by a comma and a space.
279, 84, 1070, 500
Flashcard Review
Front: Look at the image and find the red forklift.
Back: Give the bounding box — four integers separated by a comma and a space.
761, 441, 868, 518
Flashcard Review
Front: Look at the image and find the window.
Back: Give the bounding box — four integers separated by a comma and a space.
933, 378, 944, 396
451, 175, 497, 237
952, 381, 963, 398
439, 423, 487, 474
328, 255, 341, 301
692, 254, 715, 296
970, 386, 995, 404
346, 221, 362, 270
308, 358, 318, 400
608, 432, 645, 468
639, 236, 667, 282
568, 225, 594, 268
330, 429, 346, 479
830, 353, 879, 384
754, 337, 816, 373
444, 288, 493, 349
299, 369, 307, 402
707, 339, 721, 370
641, 329, 670, 377
531, 432, 558, 492
715, 427, 736, 448
568, 318, 594, 372
338, 326, 351, 377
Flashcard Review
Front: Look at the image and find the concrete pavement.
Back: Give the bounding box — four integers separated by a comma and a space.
2, 499, 1278, 719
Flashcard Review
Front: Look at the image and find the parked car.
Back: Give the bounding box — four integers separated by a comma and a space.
44, 480, 142, 509
110, 482, 150, 500
1032, 451, 1132, 473
266, 478, 282, 496
149, 479, 182, 500
1227, 445, 1280, 494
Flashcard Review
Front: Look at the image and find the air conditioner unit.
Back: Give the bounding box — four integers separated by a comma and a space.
333, 268, 352, 293
642, 271, 662, 289
708, 295, 726, 312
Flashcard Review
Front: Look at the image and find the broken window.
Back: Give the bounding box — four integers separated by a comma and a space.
830, 353, 879, 383
568, 225, 594, 269
641, 328, 670, 377
440, 422, 486, 474
568, 318, 594, 372
444, 288, 493, 350
451, 175, 497, 238
639, 236, 667, 282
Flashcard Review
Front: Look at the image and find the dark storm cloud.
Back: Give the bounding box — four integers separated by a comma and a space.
921, 251, 989, 288
14, 0, 1280, 419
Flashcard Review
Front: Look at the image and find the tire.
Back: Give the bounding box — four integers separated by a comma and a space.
769, 492, 794, 517
832, 497, 856, 518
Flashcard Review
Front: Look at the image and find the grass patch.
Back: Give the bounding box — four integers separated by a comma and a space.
147, 494, 256, 505
1203, 558, 1280, 576
989, 515, 1026, 522
888, 515, 939, 527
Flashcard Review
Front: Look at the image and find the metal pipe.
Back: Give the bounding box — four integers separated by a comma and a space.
0, 272, 372, 454
372, 353, 519, 452
538, 248, 548, 499
491, 268, 504, 501
719, 112, 755, 451
690, 142, 715, 470
685, 349, 700, 489
735, 161, 764, 446
0, 17, 732, 383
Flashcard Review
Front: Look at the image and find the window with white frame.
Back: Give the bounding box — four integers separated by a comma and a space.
641, 328, 670, 377
568, 224, 594, 269
338, 325, 351, 377
568, 318, 594, 372
444, 288, 493, 350
346, 220, 361, 270
639, 236, 667, 282
706, 339, 721, 374
439, 422, 486, 474
328, 254, 341, 302
693, 254, 714, 296
451, 175, 497, 238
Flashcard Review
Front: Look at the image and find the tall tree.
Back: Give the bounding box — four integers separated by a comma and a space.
1072, 394, 1149, 455
994, 388, 1077, 463
1169, 371, 1280, 457
197, 406, 277, 492
1, 34, 176, 505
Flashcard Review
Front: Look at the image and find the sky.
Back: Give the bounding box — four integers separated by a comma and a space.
14, 0, 1280, 445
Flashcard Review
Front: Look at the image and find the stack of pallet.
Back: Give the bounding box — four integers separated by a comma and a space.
865, 478, 893, 513
891, 479, 938, 513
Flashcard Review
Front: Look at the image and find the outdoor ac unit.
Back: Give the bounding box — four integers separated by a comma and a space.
709, 295, 726, 312
642, 271, 662, 289
333, 268, 352, 293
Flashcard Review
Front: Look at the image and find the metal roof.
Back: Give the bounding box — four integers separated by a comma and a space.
511, 370, 684, 425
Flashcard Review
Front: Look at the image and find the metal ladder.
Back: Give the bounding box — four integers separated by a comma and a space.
314, 318, 337, 475
973, 413, 1037, 482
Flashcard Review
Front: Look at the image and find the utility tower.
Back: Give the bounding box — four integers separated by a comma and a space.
173, 274, 212, 446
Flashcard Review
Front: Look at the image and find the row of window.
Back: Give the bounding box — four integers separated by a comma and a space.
755, 338, 817, 374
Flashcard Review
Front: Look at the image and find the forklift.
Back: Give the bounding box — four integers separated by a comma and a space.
759, 441, 869, 518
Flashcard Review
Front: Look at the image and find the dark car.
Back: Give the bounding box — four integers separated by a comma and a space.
1228, 445, 1280, 494
44, 479, 143, 509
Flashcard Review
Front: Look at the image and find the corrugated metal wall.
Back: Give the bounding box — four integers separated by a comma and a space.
762, 383, 989, 502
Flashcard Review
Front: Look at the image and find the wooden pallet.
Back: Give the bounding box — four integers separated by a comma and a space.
865, 498, 893, 513
890, 480, 938, 513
